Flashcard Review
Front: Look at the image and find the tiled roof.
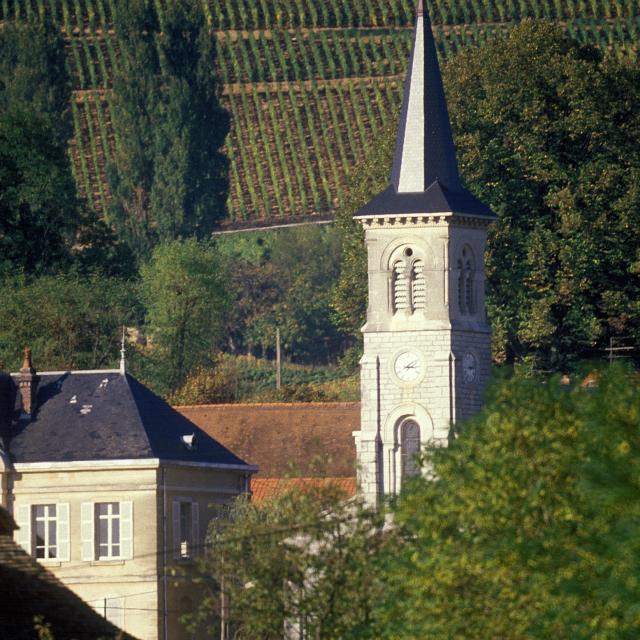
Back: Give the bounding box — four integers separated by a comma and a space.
2, 372, 252, 467
175, 402, 360, 478
0, 508, 136, 640
251, 477, 358, 504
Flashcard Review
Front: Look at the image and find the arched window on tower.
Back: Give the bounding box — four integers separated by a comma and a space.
392, 259, 409, 313
411, 259, 426, 312
457, 247, 475, 316
400, 419, 421, 478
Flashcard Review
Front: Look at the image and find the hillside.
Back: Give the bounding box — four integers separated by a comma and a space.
2, 0, 638, 226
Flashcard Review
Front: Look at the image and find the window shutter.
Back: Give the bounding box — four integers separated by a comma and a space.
105, 596, 124, 628
80, 502, 94, 561
57, 503, 70, 561
172, 501, 180, 560
15, 504, 31, 555
120, 501, 133, 560
191, 502, 200, 558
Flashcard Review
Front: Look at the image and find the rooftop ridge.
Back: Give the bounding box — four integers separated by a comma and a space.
10, 369, 120, 377
175, 401, 361, 409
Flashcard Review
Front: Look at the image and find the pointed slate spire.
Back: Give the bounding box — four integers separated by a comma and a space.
391, 0, 461, 193
355, 2, 494, 218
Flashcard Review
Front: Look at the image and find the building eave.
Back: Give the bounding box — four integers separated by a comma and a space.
13, 458, 258, 473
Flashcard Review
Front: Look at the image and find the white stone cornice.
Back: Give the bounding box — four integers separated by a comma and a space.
359, 213, 493, 229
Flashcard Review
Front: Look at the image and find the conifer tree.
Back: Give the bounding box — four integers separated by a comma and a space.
0, 17, 76, 274
108, 0, 230, 259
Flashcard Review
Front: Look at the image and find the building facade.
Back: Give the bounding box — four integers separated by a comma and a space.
1, 352, 256, 640
354, 0, 496, 505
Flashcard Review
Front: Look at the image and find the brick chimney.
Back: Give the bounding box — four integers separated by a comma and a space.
18, 347, 39, 415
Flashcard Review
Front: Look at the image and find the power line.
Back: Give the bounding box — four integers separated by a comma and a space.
14, 507, 374, 576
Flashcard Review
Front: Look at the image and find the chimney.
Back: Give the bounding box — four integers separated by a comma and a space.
18, 347, 39, 415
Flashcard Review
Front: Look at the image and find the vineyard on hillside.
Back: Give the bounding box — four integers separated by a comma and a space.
1, 0, 639, 225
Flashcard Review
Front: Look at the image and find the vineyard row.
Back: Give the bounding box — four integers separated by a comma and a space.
2, 0, 640, 30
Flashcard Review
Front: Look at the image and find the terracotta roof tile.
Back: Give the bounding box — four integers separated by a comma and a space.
251, 477, 358, 504
175, 402, 360, 478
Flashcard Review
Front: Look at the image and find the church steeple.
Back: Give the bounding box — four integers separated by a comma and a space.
353, 0, 495, 507
356, 0, 494, 218
391, 0, 461, 193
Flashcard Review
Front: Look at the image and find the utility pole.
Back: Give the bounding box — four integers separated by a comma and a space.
276, 328, 282, 390
220, 575, 229, 640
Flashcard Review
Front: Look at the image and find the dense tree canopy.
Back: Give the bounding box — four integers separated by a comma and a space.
0, 274, 139, 370
189, 482, 387, 639
0, 18, 77, 275
220, 225, 348, 363
334, 21, 640, 370
108, 0, 230, 259
0, 16, 132, 277
186, 367, 640, 639
139, 239, 229, 394
374, 365, 640, 639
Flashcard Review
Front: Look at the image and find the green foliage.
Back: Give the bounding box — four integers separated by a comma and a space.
0, 274, 139, 371
107, 0, 229, 258
332, 120, 396, 338
374, 365, 640, 639
189, 483, 388, 639
220, 225, 349, 363
335, 22, 640, 370
139, 238, 229, 394
169, 353, 358, 405
0, 17, 76, 275
0, 16, 132, 277
445, 20, 640, 368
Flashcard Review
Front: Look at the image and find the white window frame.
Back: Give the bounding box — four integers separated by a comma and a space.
172, 498, 199, 560
97, 502, 121, 560
14, 502, 70, 562
81, 501, 133, 561
34, 504, 57, 559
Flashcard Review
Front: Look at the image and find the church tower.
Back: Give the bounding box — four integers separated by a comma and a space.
354, 0, 496, 506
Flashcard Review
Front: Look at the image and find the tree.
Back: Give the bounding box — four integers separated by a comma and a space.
331, 121, 395, 339
221, 225, 348, 363
0, 16, 133, 277
0, 274, 139, 371
333, 22, 640, 370
139, 238, 229, 393
0, 17, 76, 275
108, 0, 230, 259
187, 482, 388, 639
373, 365, 640, 639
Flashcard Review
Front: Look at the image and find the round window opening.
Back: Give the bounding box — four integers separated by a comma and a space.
404, 247, 413, 257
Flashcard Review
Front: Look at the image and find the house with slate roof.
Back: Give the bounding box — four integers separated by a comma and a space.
0, 506, 134, 640
0, 349, 256, 640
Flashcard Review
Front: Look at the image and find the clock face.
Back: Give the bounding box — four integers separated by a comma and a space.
394, 351, 423, 383
462, 352, 477, 383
